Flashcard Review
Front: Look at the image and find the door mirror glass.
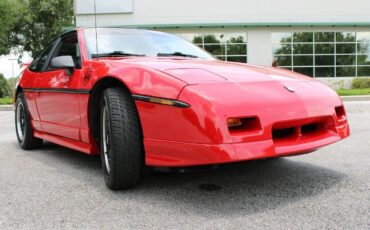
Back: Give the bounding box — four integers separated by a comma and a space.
50, 55, 75, 69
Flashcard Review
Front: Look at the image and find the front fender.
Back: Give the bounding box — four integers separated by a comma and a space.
86, 60, 188, 99
111, 66, 188, 99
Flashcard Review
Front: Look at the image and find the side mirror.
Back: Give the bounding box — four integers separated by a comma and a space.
50, 56, 75, 69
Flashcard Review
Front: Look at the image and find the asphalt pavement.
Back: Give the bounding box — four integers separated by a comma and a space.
0, 102, 369, 229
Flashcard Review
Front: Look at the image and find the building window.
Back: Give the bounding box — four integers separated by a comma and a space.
178, 33, 247, 63
273, 32, 370, 77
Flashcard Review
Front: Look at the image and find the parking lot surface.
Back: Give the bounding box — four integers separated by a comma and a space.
1, 102, 369, 229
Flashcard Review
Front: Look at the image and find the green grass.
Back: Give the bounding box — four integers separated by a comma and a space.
337, 88, 370, 96
0, 97, 14, 105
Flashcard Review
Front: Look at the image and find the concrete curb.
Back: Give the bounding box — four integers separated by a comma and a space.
340, 95, 370, 102
0, 105, 14, 111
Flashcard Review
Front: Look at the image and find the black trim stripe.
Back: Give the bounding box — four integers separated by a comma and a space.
23, 88, 90, 94
132, 94, 190, 108
22, 89, 189, 108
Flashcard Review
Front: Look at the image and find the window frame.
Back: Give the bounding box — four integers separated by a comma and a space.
273, 31, 370, 78
28, 30, 81, 73
28, 39, 59, 73
177, 32, 248, 63
46, 31, 82, 71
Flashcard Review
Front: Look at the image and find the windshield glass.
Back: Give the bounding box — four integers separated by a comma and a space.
84, 28, 215, 60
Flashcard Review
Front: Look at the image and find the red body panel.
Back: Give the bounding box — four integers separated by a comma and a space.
18, 28, 350, 166
35, 69, 82, 140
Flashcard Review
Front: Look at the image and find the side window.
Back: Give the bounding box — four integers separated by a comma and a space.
29, 44, 54, 72
48, 34, 81, 70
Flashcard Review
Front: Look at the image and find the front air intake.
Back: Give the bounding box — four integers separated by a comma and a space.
272, 127, 296, 140
228, 116, 262, 134
271, 116, 336, 144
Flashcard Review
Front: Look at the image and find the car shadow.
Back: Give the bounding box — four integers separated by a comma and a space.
21, 141, 102, 178
136, 159, 346, 217
25, 142, 346, 217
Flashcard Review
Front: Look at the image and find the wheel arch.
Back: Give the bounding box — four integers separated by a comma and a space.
88, 76, 136, 143
15, 86, 23, 100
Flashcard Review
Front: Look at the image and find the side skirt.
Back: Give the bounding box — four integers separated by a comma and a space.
34, 130, 99, 155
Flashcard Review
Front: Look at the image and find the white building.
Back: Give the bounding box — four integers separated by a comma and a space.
74, 0, 370, 87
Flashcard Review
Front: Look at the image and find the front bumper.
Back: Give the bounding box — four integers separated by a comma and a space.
144, 120, 349, 166
136, 81, 350, 167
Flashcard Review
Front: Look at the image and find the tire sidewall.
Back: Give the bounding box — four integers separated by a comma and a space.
99, 87, 144, 189
15, 94, 29, 147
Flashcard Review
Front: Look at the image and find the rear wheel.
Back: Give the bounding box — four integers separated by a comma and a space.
100, 87, 144, 190
15, 92, 43, 149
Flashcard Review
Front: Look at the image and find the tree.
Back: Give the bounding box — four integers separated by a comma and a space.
0, 73, 11, 98
4, 0, 74, 57
0, 0, 19, 55
16, 0, 74, 57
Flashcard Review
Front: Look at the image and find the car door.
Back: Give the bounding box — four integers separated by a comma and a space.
34, 32, 84, 141
22, 43, 57, 131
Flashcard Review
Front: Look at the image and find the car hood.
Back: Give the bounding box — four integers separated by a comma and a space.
113, 57, 314, 84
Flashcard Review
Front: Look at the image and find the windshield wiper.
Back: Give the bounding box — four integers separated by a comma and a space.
92, 51, 145, 58
157, 52, 199, 58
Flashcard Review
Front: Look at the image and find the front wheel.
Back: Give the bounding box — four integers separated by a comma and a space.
100, 87, 144, 190
15, 92, 43, 149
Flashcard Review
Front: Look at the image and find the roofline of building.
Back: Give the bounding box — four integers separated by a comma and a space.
69, 21, 370, 30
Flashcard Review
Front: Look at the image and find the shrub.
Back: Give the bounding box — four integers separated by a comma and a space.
0, 73, 11, 98
352, 77, 370, 89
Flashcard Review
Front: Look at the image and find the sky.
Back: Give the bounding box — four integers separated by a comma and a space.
0, 53, 32, 79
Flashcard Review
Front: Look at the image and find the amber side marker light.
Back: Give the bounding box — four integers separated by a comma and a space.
149, 97, 174, 106
132, 94, 190, 108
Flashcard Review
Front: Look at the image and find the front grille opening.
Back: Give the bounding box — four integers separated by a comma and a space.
272, 116, 335, 144
272, 127, 296, 139
301, 123, 319, 134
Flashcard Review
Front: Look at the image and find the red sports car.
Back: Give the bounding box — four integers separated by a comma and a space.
15, 28, 350, 189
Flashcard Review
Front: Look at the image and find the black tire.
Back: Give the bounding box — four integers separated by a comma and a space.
100, 87, 144, 190
15, 92, 43, 149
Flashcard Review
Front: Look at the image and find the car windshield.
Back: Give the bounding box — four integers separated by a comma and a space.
84, 28, 215, 60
